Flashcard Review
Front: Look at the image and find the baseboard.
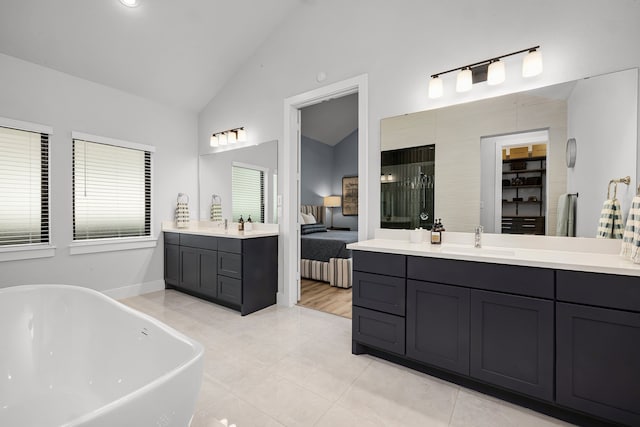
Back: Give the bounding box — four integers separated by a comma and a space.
103, 279, 165, 300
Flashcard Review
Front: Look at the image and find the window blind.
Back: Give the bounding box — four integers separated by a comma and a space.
232, 166, 264, 223
0, 127, 49, 246
73, 139, 151, 240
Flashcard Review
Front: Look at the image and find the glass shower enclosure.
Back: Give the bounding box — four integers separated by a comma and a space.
380, 145, 435, 230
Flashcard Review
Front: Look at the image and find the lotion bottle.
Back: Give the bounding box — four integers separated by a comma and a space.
431, 219, 442, 244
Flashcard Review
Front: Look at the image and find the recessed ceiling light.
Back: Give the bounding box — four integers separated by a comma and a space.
119, 0, 139, 7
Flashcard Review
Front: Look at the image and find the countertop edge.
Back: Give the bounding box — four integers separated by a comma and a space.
348, 240, 640, 278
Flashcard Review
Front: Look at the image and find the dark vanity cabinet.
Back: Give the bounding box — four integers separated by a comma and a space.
351, 250, 640, 425
556, 271, 640, 426
164, 232, 277, 315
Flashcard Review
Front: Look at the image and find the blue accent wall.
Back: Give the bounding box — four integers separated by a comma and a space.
300, 130, 358, 230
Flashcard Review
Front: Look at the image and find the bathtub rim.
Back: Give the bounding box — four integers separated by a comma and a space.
0, 283, 204, 427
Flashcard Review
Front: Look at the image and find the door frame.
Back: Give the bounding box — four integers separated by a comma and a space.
279, 74, 369, 307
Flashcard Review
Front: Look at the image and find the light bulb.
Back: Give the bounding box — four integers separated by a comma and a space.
228, 131, 237, 144
119, 0, 139, 7
522, 49, 543, 77
210, 134, 219, 147
487, 60, 505, 85
428, 76, 443, 99
456, 68, 473, 92
237, 128, 248, 142
218, 132, 228, 145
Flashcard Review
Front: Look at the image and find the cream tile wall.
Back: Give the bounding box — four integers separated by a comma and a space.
381, 92, 567, 235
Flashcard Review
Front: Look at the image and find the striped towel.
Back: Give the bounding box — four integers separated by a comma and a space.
621, 196, 640, 263
210, 203, 222, 222
596, 198, 624, 239
175, 202, 190, 228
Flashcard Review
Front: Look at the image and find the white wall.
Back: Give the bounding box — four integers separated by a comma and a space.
197, 0, 640, 239
568, 68, 638, 237
0, 53, 198, 294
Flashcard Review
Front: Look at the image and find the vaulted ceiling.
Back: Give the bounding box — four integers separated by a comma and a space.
0, 0, 304, 112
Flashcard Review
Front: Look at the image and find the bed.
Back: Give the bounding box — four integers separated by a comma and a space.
300, 205, 357, 288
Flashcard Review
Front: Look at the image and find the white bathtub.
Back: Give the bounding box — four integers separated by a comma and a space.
0, 285, 204, 427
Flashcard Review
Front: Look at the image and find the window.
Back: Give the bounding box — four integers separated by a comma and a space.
232, 164, 265, 223
0, 124, 49, 247
72, 133, 153, 241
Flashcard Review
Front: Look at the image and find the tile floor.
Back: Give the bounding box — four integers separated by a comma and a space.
121, 290, 572, 427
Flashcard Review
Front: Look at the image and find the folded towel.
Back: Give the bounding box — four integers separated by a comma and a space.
597, 198, 624, 239
556, 194, 577, 237
621, 196, 640, 262
175, 201, 190, 228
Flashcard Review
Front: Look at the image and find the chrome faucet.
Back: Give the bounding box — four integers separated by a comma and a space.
474, 226, 483, 248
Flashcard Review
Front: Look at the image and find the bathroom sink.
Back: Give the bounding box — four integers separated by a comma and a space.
439, 244, 516, 257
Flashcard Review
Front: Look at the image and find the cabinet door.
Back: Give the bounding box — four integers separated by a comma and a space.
164, 243, 180, 286
180, 247, 216, 295
179, 247, 201, 292
199, 249, 218, 297
557, 303, 640, 426
470, 290, 554, 401
406, 280, 469, 375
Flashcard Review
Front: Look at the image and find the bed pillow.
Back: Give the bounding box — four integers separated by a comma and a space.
299, 212, 305, 224
301, 223, 327, 235
301, 212, 317, 224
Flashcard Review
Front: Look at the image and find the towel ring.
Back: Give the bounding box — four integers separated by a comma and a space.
607, 181, 617, 200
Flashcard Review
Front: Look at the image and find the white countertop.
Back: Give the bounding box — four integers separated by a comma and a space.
162, 221, 278, 239
347, 231, 640, 277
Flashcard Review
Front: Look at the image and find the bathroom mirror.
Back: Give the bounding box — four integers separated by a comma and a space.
381, 68, 638, 238
199, 140, 278, 223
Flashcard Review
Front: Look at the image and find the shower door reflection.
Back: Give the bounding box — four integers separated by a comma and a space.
380, 145, 435, 230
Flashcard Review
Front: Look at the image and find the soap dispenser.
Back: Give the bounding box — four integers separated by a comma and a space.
245, 215, 253, 232
431, 219, 443, 244
238, 215, 245, 231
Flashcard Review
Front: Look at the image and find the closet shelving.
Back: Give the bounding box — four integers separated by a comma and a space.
501, 155, 546, 235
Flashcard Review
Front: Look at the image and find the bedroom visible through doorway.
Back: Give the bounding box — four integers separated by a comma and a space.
297, 93, 358, 318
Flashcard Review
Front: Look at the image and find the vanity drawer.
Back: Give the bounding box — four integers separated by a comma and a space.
353, 250, 406, 278
164, 232, 180, 245
180, 234, 218, 251
353, 271, 405, 316
217, 275, 242, 305
353, 306, 405, 355
407, 257, 554, 299
218, 251, 242, 279
557, 270, 640, 312
218, 237, 242, 254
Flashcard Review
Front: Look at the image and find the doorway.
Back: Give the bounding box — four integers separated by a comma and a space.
280, 75, 369, 308
480, 129, 549, 235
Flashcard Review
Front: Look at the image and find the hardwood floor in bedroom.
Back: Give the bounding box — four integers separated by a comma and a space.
298, 279, 352, 319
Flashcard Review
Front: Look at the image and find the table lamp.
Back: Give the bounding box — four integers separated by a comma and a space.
323, 196, 341, 229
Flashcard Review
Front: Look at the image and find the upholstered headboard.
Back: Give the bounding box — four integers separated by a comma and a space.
300, 205, 325, 224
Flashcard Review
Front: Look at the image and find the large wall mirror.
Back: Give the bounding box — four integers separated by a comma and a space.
199, 140, 278, 223
381, 68, 638, 238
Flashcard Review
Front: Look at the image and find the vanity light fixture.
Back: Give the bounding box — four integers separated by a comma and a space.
428, 46, 542, 98
209, 127, 248, 148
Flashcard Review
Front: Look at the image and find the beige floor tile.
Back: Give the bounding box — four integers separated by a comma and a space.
237, 372, 333, 426
339, 359, 458, 426
450, 389, 572, 427
314, 403, 386, 427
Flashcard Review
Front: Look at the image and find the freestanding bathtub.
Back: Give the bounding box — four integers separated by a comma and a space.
0, 285, 204, 427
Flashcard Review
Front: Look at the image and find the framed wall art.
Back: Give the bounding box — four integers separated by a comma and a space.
342, 176, 358, 216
